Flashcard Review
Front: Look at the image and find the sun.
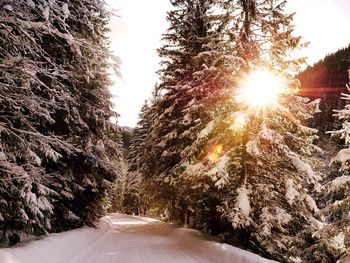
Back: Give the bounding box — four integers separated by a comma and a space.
238, 69, 285, 108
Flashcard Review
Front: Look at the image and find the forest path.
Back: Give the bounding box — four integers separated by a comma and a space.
0, 214, 275, 263
66, 213, 274, 263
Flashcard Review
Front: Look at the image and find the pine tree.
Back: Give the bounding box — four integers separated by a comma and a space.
232, 0, 306, 73
324, 85, 350, 262
128, 95, 162, 216
172, 0, 323, 261
131, 0, 323, 261
0, 0, 122, 242
128, 100, 156, 174
135, 0, 239, 225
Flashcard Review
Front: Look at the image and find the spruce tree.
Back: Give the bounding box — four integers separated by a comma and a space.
124, 103, 149, 215
169, 0, 322, 261
132, 0, 323, 261
233, 0, 306, 72
324, 86, 350, 262
0, 0, 122, 242
135, 0, 239, 225
128, 95, 162, 216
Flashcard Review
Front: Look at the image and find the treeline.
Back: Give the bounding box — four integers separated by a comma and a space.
298, 44, 350, 131
0, 0, 123, 244
298, 44, 350, 89
127, 1, 350, 262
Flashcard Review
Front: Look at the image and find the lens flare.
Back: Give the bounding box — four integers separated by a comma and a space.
238, 70, 284, 107
208, 144, 223, 163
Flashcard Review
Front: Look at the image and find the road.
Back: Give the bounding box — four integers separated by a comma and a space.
67, 214, 273, 263
0, 214, 275, 263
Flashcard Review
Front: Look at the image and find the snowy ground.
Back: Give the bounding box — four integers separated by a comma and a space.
0, 213, 276, 263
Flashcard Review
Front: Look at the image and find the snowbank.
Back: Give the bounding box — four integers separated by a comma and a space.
0, 217, 111, 263
171, 228, 276, 263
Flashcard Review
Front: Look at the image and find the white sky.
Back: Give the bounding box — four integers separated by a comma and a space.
106, 0, 350, 127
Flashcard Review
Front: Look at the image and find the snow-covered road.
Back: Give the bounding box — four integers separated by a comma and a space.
69, 214, 215, 263
68, 214, 275, 263
0, 214, 276, 263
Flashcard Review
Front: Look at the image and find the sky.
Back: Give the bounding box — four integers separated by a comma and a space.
106, 0, 350, 127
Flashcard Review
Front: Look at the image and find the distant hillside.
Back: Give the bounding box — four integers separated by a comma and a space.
297, 44, 350, 132
122, 126, 134, 133
298, 44, 350, 89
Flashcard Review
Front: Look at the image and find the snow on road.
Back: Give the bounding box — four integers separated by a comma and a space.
0, 214, 276, 263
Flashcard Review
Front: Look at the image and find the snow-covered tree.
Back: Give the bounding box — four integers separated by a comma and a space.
107, 159, 129, 213
128, 100, 157, 174
176, 1, 323, 261
138, 0, 322, 261
135, 0, 240, 225
187, 76, 323, 261
130, 0, 323, 261
232, 0, 306, 72
0, 0, 122, 242
128, 96, 162, 216
323, 85, 350, 262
